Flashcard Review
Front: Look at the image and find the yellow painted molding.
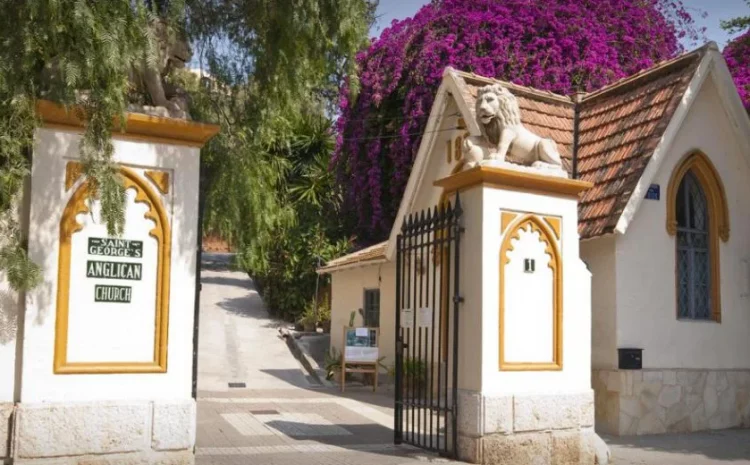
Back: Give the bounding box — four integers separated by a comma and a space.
65, 161, 84, 191
499, 214, 563, 371
666, 151, 729, 242
434, 165, 592, 196
544, 216, 561, 240
37, 99, 219, 148
54, 166, 172, 374
145, 170, 170, 195
666, 151, 726, 323
500, 212, 519, 234
446, 140, 452, 164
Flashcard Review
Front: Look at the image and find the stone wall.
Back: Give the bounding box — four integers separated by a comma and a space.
456, 390, 608, 464
593, 369, 750, 436
8, 400, 195, 464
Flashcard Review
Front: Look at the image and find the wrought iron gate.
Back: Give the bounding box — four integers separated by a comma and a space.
394, 196, 463, 457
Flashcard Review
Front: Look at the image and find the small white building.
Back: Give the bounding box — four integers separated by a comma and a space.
319, 42, 750, 437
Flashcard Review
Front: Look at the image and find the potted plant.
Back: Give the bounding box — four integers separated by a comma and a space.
318, 295, 332, 333
324, 347, 343, 382
297, 302, 317, 333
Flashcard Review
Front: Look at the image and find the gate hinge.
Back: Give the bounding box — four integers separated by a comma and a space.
453, 295, 464, 304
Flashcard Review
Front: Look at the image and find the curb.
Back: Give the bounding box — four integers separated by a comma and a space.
282, 330, 334, 388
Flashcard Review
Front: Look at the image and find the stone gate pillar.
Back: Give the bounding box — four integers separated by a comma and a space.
434, 164, 604, 464
11, 101, 218, 464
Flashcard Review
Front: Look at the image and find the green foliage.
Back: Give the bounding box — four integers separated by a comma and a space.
721, 0, 750, 34
0, 0, 183, 290
186, 1, 374, 319
324, 347, 343, 380
249, 115, 352, 320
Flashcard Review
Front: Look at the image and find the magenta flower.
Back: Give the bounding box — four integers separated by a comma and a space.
334, 0, 701, 243
724, 30, 750, 111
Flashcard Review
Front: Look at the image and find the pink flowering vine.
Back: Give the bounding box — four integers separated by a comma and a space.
724, 30, 750, 110
334, 0, 702, 243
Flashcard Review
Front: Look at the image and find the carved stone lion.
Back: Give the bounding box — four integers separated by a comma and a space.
128, 19, 191, 119
462, 84, 563, 171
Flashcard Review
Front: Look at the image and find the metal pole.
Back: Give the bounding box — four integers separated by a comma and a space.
191, 165, 205, 400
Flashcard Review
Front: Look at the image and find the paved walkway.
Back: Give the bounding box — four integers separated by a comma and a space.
196, 268, 456, 464
196, 266, 750, 464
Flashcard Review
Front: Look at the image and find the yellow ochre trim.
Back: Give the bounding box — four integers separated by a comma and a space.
145, 170, 170, 195
54, 166, 172, 374
446, 140, 452, 164
499, 214, 563, 371
65, 161, 84, 191
434, 165, 592, 196
500, 212, 519, 234
544, 216, 561, 240
666, 151, 727, 323
37, 99, 219, 148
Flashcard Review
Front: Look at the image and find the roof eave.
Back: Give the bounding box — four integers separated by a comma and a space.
612, 47, 745, 236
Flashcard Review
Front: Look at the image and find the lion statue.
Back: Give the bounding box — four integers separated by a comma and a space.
462, 84, 563, 171
128, 19, 191, 119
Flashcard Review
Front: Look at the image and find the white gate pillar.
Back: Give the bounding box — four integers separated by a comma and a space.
435, 165, 604, 464
13, 101, 218, 464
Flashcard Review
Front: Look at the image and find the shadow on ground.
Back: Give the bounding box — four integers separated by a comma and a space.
605, 429, 750, 463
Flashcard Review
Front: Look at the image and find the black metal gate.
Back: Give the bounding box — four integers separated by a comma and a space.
394, 196, 463, 457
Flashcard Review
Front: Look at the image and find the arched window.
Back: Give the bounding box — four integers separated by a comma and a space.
666, 152, 729, 322
676, 172, 710, 319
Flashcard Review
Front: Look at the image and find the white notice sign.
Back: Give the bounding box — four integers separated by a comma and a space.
401, 308, 414, 328
355, 327, 369, 337
417, 307, 433, 328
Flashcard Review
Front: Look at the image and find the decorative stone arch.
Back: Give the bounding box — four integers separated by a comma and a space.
499, 213, 563, 371
54, 165, 172, 373
666, 151, 728, 322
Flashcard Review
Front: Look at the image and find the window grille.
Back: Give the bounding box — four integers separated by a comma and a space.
363, 289, 380, 327
676, 171, 711, 319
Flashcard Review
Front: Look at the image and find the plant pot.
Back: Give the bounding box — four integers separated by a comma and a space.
303, 322, 316, 332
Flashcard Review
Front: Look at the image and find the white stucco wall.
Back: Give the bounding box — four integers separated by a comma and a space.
480, 185, 592, 395
0, 277, 20, 403
0, 179, 31, 403
580, 236, 617, 369
21, 127, 199, 402
615, 76, 750, 369
329, 262, 396, 367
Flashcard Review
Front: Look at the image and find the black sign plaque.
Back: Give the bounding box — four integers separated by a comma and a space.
94, 285, 132, 303
88, 237, 143, 258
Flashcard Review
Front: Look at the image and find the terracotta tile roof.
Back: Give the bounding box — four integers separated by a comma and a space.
576, 46, 705, 238
449, 45, 707, 239
317, 241, 387, 273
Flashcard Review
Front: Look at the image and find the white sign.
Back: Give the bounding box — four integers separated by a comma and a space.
401, 308, 414, 328
355, 327, 369, 337
344, 346, 379, 362
417, 307, 433, 328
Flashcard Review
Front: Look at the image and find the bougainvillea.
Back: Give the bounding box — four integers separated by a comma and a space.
334, 0, 701, 243
724, 30, 750, 110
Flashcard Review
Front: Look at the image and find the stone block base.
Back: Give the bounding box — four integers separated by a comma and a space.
13, 450, 193, 465
457, 391, 607, 464
10, 400, 195, 463
1, 402, 13, 460
593, 369, 750, 435
459, 430, 606, 465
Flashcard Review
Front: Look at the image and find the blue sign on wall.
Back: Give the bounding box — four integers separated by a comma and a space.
645, 184, 660, 200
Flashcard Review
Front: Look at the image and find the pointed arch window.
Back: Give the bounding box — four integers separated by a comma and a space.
667, 152, 729, 323
676, 172, 711, 319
